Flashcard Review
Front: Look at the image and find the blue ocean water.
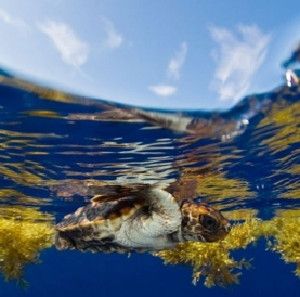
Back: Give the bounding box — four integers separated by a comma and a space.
0, 57, 299, 296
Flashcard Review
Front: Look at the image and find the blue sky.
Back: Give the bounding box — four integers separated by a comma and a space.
0, 0, 299, 109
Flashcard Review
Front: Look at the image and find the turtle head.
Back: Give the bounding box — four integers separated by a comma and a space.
180, 201, 231, 243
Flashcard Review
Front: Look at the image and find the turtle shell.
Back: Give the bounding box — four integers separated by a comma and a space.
56, 194, 145, 231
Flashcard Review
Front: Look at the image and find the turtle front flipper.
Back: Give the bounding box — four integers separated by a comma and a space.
90, 184, 144, 203
51, 179, 150, 201
90, 183, 168, 204
125, 188, 182, 239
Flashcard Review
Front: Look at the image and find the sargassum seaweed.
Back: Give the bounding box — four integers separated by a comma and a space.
0, 206, 54, 286
157, 217, 300, 287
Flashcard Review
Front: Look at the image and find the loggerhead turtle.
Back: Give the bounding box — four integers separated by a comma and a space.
55, 185, 231, 253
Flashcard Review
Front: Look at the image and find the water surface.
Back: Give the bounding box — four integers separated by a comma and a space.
0, 62, 299, 296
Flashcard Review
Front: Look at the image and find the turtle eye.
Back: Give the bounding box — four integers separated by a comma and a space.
202, 215, 219, 231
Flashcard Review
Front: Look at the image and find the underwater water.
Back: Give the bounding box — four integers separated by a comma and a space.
0, 60, 299, 296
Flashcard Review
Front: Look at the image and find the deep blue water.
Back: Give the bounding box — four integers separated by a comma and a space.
1, 242, 299, 297
0, 65, 299, 296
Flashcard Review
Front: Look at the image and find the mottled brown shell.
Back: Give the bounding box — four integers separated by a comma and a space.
55, 195, 146, 252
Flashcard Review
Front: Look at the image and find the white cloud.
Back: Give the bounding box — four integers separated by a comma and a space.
39, 21, 89, 67
102, 17, 123, 49
209, 24, 271, 102
167, 42, 188, 80
148, 42, 187, 97
0, 8, 29, 30
148, 85, 177, 96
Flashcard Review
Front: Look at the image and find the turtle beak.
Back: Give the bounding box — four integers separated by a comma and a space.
55, 231, 75, 250
55, 232, 69, 250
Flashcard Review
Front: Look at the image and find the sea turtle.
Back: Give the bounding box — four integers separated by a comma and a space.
55, 185, 230, 253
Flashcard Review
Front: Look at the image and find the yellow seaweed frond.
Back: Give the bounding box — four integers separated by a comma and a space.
270, 217, 300, 277
158, 241, 248, 287
281, 182, 300, 199
0, 128, 63, 139
157, 216, 300, 287
195, 172, 254, 201
0, 189, 51, 206
256, 102, 299, 200
258, 102, 300, 154
0, 164, 45, 186
0, 75, 77, 104
275, 208, 300, 218
259, 101, 300, 127
280, 164, 300, 199
24, 110, 62, 119
0, 206, 54, 283
287, 164, 300, 175
222, 209, 258, 221
157, 220, 261, 287
171, 169, 253, 204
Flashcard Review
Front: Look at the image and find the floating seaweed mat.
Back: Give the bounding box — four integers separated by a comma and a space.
157, 217, 300, 287
0, 206, 54, 285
